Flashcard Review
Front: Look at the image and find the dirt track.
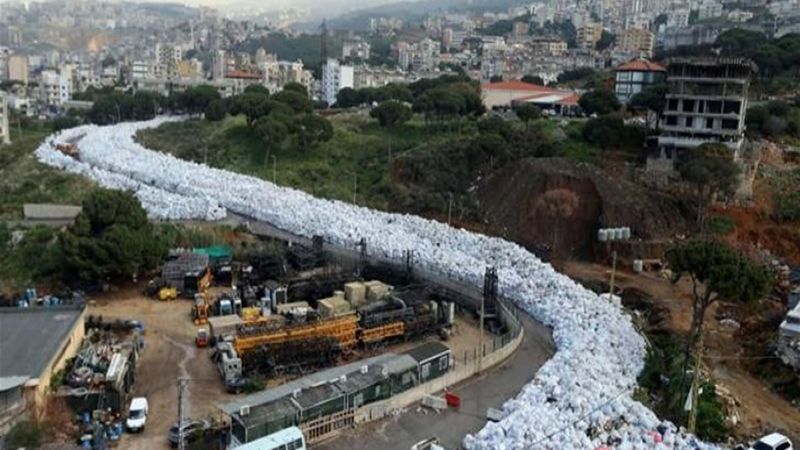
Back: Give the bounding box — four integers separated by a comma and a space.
89, 288, 231, 450
563, 261, 800, 444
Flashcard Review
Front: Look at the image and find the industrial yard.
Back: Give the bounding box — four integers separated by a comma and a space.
84, 268, 500, 450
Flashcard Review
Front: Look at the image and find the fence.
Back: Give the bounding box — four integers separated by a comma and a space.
229, 214, 527, 443
300, 408, 356, 444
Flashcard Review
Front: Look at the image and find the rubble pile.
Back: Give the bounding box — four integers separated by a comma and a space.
36, 118, 719, 449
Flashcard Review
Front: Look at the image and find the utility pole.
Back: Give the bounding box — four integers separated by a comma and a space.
271, 154, 277, 183
446, 192, 453, 226
597, 227, 631, 300
177, 378, 189, 450
479, 267, 497, 375
352, 174, 358, 204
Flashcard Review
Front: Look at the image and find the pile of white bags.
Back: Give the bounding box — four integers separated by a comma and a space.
36, 118, 721, 449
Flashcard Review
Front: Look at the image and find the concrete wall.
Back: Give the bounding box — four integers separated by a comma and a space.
24, 308, 86, 418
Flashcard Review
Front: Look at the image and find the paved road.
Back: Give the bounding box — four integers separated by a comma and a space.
316, 312, 553, 450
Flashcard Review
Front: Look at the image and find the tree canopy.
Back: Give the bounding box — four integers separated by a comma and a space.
677, 143, 741, 229
578, 89, 621, 115
56, 189, 167, 285
370, 100, 412, 128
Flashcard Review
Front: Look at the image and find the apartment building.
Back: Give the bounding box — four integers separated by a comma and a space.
7, 55, 28, 84
154, 43, 182, 80
651, 57, 757, 171
530, 37, 568, 56
576, 23, 603, 50
619, 28, 655, 58
321, 58, 354, 106
614, 59, 666, 104
0, 91, 9, 144
40, 66, 73, 107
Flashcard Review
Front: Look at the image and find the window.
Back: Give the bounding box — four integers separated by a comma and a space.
375, 385, 381, 397
776, 443, 791, 450
682, 100, 695, 112
287, 439, 304, 450
353, 393, 364, 407
666, 116, 677, 126
723, 101, 741, 114
668, 99, 678, 111
439, 356, 448, 371
722, 119, 738, 130
706, 118, 714, 129
685, 117, 693, 128
707, 100, 722, 113
421, 363, 430, 379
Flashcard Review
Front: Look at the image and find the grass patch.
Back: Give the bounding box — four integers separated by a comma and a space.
708, 215, 736, 235
137, 114, 459, 211
0, 123, 97, 219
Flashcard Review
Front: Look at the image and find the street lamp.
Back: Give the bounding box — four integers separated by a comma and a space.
597, 226, 631, 301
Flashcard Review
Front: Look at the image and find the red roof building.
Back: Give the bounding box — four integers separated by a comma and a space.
614, 59, 667, 104
481, 80, 579, 115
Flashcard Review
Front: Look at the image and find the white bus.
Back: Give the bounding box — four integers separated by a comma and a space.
234, 427, 305, 450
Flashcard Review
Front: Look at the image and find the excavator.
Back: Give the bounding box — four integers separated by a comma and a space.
193, 293, 210, 325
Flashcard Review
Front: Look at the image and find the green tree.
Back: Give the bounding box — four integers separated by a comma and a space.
335, 87, 361, 108
204, 98, 227, 121
476, 116, 513, 140
380, 83, 413, 103
282, 82, 308, 97
369, 100, 412, 128
370, 100, 413, 159
578, 89, 621, 115
244, 84, 270, 96
52, 116, 80, 131
515, 103, 542, 130
56, 189, 167, 285
595, 30, 616, 51
521, 74, 545, 85
254, 116, 289, 162
666, 239, 772, 431
272, 89, 312, 113
230, 92, 270, 127
297, 114, 334, 148
182, 85, 221, 115
582, 115, 625, 150
676, 143, 741, 229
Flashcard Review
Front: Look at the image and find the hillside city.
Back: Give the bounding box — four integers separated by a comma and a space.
0, 0, 799, 450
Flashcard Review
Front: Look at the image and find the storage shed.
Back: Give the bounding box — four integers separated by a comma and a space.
405, 342, 451, 383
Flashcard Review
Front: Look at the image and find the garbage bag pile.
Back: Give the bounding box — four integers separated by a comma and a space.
36, 118, 720, 450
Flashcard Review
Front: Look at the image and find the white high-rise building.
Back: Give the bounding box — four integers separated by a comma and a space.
40, 66, 73, 107
0, 91, 10, 145
155, 43, 182, 80
321, 58, 353, 106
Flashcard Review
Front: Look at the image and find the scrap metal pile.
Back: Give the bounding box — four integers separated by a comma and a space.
36, 118, 719, 449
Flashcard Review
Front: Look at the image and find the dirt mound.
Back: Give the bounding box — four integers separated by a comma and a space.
476, 158, 692, 259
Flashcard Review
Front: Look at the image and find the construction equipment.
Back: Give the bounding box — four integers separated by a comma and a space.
193, 294, 210, 325
195, 328, 209, 348
158, 287, 178, 301
234, 314, 358, 356
241, 307, 262, 322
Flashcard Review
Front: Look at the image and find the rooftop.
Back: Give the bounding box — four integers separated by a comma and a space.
405, 341, 450, 364
0, 306, 85, 379
226, 70, 261, 80
481, 80, 556, 93
23, 203, 82, 220
616, 60, 666, 72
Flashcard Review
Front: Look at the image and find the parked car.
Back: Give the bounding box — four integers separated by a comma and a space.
168, 419, 209, 448
125, 397, 148, 432
749, 433, 793, 450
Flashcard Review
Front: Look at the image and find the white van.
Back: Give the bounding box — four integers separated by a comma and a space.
126, 397, 148, 432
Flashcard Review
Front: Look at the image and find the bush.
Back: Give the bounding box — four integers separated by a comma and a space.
707, 215, 735, 235
775, 191, 800, 222
6, 421, 50, 448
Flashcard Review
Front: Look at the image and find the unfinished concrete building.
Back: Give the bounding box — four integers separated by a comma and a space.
649, 57, 757, 172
